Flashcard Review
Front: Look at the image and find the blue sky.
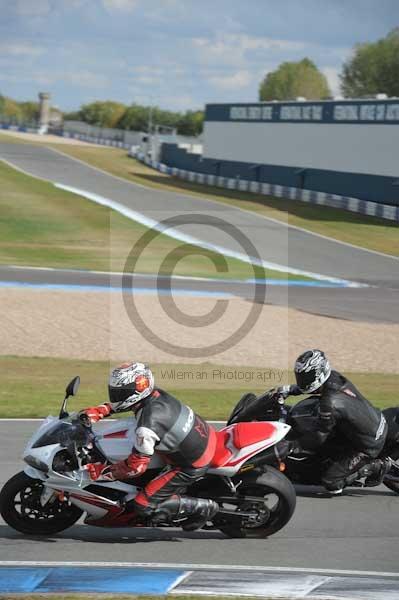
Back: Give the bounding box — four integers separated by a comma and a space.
0, 0, 398, 112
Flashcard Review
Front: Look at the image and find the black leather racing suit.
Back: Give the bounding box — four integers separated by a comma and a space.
131, 388, 216, 512
295, 371, 388, 490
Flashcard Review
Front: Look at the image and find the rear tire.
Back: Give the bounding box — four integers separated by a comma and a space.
0, 471, 83, 535
384, 479, 399, 494
383, 457, 399, 495
217, 468, 296, 538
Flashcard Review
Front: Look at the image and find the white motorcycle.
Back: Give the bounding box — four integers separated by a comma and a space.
0, 377, 296, 538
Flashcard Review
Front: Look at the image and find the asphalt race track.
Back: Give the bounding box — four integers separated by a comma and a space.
0, 265, 399, 323
0, 142, 398, 288
1, 421, 398, 573
0, 141, 398, 323
1, 143, 399, 579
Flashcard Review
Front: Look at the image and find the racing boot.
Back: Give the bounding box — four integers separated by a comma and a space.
180, 497, 219, 531
363, 457, 392, 487
152, 495, 219, 531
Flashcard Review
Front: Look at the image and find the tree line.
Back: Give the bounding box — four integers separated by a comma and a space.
0, 96, 40, 124
1, 28, 398, 133
259, 28, 399, 101
0, 93, 204, 136
65, 102, 204, 136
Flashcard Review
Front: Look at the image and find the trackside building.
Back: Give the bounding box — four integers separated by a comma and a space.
160, 99, 399, 207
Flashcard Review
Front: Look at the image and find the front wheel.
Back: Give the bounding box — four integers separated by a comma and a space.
216, 468, 296, 538
0, 471, 83, 535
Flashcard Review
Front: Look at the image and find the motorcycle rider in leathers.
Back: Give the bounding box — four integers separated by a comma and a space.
258, 350, 390, 494
82, 362, 218, 530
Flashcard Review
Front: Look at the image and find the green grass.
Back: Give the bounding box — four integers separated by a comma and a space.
0, 159, 306, 280
1, 356, 397, 419
44, 143, 399, 257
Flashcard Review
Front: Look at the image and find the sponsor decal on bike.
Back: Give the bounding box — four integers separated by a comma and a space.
376, 414, 387, 441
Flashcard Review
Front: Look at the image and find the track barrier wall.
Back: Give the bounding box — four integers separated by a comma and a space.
132, 150, 399, 223
2, 123, 397, 222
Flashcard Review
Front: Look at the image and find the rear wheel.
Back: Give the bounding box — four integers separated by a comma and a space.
383, 458, 399, 495
0, 471, 83, 535
216, 468, 296, 538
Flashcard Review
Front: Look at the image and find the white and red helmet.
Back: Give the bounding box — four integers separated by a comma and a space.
108, 362, 154, 411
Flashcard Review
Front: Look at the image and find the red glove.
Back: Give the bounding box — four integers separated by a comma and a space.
83, 403, 112, 423
85, 462, 110, 481
87, 454, 151, 481
86, 453, 151, 481
111, 453, 151, 479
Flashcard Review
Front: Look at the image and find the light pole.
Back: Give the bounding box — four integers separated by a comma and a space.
147, 103, 154, 158
147, 103, 154, 136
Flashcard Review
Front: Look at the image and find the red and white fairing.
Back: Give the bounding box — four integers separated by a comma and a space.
207, 421, 290, 475
22, 415, 290, 524
92, 418, 290, 476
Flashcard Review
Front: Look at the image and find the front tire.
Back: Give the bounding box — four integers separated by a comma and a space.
0, 471, 83, 535
217, 467, 296, 538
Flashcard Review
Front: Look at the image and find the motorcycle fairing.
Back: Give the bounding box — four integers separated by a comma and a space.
208, 421, 290, 475
21, 414, 290, 526
93, 417, 165, 469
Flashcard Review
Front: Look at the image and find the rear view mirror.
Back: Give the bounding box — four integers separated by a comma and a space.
65, 376, 80, 398
60, 376, 81, 420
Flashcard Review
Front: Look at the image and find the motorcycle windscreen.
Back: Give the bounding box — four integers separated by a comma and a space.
32, 420, 90, 449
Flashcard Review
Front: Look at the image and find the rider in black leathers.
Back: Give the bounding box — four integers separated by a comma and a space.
260, 350, 390, 493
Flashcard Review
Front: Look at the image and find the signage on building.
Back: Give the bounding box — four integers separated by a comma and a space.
206, 101, 399, 124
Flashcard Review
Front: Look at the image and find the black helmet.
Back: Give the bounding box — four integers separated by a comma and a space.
294, 349, 331, 393
108, 362, 154, 411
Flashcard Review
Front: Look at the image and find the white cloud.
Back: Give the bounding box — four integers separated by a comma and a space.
143, 0, 188, 23
208, 70, 252, 90
14, 0, 51, 16
322, 66, 342, 96
135, 74, 160, 85
0, 42, 44, 58
64, 71, 109, 89
235, 34, 306, 53
154, 94, 197, 111
102, 0, 139, 12
132, 65, 163, 76
0, 71, 56, 86
0, 67, 108, 90
193, 34, 306, 67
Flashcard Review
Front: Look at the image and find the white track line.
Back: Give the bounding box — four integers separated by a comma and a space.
0, 561, 398, 578
49, 146, 399, 263
167, 571, 193, 593
49, 144, 152, 191
1, 264, 273, 284
0, 155, 356, 285
55, 182, 359, 286
0, 418, 43, 422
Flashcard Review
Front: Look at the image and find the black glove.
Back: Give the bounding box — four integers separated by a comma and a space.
288, 384, 302, 396
78, 411, 93, 428
287, 439, 315, 456
268, 384, 301, 402
275, 439, 307, 461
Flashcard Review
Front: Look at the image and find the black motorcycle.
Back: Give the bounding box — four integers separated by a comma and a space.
227, 392, 399, 494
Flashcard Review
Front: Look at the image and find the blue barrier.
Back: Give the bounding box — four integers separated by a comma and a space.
133, 151, 399, 223
0, 566, 185, 594
159, 143, 398, 208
